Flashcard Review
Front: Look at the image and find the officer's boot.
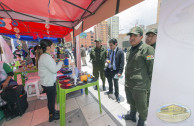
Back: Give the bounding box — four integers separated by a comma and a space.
102, 85, 106, 91
122, 111, 136, 122
137, 119, 145, 126
94, 86, 97, 90
102, 79, 106, 91
102, 82, 106, 91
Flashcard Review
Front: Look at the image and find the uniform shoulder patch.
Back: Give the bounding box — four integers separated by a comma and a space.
146, 55, 154, 60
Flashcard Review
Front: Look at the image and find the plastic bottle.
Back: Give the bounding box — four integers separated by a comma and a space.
64, 57, 69, 66
74, 76, 77, 85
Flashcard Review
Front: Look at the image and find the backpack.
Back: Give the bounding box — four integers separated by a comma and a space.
1, 85, 28, 118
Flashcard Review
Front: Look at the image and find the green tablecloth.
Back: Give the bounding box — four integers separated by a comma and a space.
14, 67, 38, 86
57, 80, 102, 126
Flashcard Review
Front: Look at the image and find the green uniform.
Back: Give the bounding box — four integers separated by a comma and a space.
146, 28, 157, 108
90, 46, 107, 86
125, 42, 154, 121
151, 43, 156, 49
146, 42, 156, 107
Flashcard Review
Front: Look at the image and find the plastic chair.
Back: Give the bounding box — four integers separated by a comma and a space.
24, 78, 40, 98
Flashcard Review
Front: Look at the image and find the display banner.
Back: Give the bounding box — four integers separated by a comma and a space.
147, 0, 194, 125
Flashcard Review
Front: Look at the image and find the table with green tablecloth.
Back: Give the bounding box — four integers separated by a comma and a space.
13, 67, 38, 86
57, 80, 102, 126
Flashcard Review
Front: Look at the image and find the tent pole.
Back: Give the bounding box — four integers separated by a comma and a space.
81, 21, 84, 33
63, 0, 93, 14
115, 0, 120, 14
73, 28, 77, 66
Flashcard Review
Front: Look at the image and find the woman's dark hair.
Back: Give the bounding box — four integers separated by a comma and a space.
0, 46, 2, 54
109, 38, 117, 45
35, 46, 43, 68
40, 39, 53, 53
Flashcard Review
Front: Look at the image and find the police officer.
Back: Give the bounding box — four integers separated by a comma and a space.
145, 28, 157, 107
145, 28, 157, 49
122, 26, 155, 126
90, 39, 107, 91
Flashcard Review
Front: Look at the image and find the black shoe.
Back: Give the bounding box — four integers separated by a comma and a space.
116, 96, 120, 103
6, 113, 18, 121
49, 114, 60, 122
122, 111, 136, 122
102, 86, 106, 91
137, 119, 145, 126
55, 110, 60, 115
94, 86, 97, 90
105, 91, 113, 95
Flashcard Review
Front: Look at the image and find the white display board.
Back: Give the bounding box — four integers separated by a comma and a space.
147, 0, 194, 125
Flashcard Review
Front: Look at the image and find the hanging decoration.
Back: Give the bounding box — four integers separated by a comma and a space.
15, 34, 20, 39
16, 39, 21, 45
12, 20, 22, 46
45, 24, 50, 34
47, 0, 51, 38
0, 20, 5, 27
3, 18, 12, 30
12, 20, 18, 27
45, 23, 50, 38
5, 24, 12, 30
14, 27, 20, 34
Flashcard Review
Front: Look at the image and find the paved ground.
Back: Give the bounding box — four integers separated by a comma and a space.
81, 53, 139, 126
1, 52, 142, 126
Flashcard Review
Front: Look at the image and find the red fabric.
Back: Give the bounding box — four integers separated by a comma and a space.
1, 0, 93, 21
0, 19, 73, 38
0, 0, 142, 38
0, 0, 105, 37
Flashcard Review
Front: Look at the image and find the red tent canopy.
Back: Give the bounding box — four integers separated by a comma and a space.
0, 18, 72, 38
0, 0, 143, 38
0, 0, 106, 37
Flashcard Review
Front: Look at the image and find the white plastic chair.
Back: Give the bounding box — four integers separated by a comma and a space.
25, 78, 40, 98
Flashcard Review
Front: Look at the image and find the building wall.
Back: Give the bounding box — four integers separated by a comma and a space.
108, 16, 119, 39
94, 20, 108, 47
79, 31, 95, 48
117, 34, 130, 49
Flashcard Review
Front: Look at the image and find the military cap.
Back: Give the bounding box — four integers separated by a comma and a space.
127, 26, 143, 36
146, 28, 158, 35
94, 39, 102, 42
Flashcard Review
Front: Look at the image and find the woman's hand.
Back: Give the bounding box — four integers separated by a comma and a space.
2, 81, 8, 89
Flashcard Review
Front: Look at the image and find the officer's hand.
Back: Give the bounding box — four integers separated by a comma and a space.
117, 73, 121, 77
